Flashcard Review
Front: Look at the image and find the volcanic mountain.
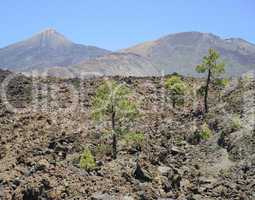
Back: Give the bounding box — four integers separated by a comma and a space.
0, 29, 158, 77
122, 32, 255, 76
0, 30, 254, 77
0, 28, 111, 71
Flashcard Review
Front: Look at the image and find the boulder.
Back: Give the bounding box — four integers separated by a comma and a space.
133, 163, 152, 182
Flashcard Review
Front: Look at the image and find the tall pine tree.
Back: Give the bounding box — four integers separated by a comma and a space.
196, 48, 225, 112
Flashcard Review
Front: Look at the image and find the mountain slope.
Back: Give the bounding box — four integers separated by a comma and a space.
0, 29, 111, 71
122, 32, 255, 76
1, 30, 254, 77
70, 52, 159, 77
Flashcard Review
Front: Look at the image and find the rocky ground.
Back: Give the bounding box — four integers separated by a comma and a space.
0, 69, 254, 199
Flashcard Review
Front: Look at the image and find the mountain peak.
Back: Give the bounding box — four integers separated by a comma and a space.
29, 28, 72, 48
0, 28, 111, 71
38, 28, 64, 38
41, 28, 58, 34
159, 31, 222, 43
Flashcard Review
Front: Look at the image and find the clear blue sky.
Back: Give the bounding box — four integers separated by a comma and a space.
0, 0, 254, 50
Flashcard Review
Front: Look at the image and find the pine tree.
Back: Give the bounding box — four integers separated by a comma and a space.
196, 48, 225, 112
91, 80, 139, 159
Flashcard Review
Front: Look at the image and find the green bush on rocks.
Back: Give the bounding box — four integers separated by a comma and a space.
123, 132, 144, 145
199, 123, 212, 140
229, 115, 242, 131
79, 148, 96, 171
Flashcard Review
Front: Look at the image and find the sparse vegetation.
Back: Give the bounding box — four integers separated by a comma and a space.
196, 48, 225, 112
199, 123, 212, 140
165, 75, 186, 108
229, 114, 242, 131
215, 78, 229, 88
188, 123, 212, 145
123, 131, 144, 146
79, 148, 96, 171
91, 80, 139, 159
214, 78, 230, 101
1, 61, 254, 199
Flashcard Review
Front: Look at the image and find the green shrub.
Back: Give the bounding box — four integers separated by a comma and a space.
165, 76, 187, 108
123, 132, 144, 145
229, 115, 242, 131
79, 148, 96, 171
199, 123, 212, 140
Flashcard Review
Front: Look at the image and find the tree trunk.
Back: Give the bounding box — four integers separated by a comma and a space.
112, 133, 117, 159
172, 99, 176, 109
204, 69, 211, 113
111, 106, 117, 159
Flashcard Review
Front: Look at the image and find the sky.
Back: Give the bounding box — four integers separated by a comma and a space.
0, 0, 254, 50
